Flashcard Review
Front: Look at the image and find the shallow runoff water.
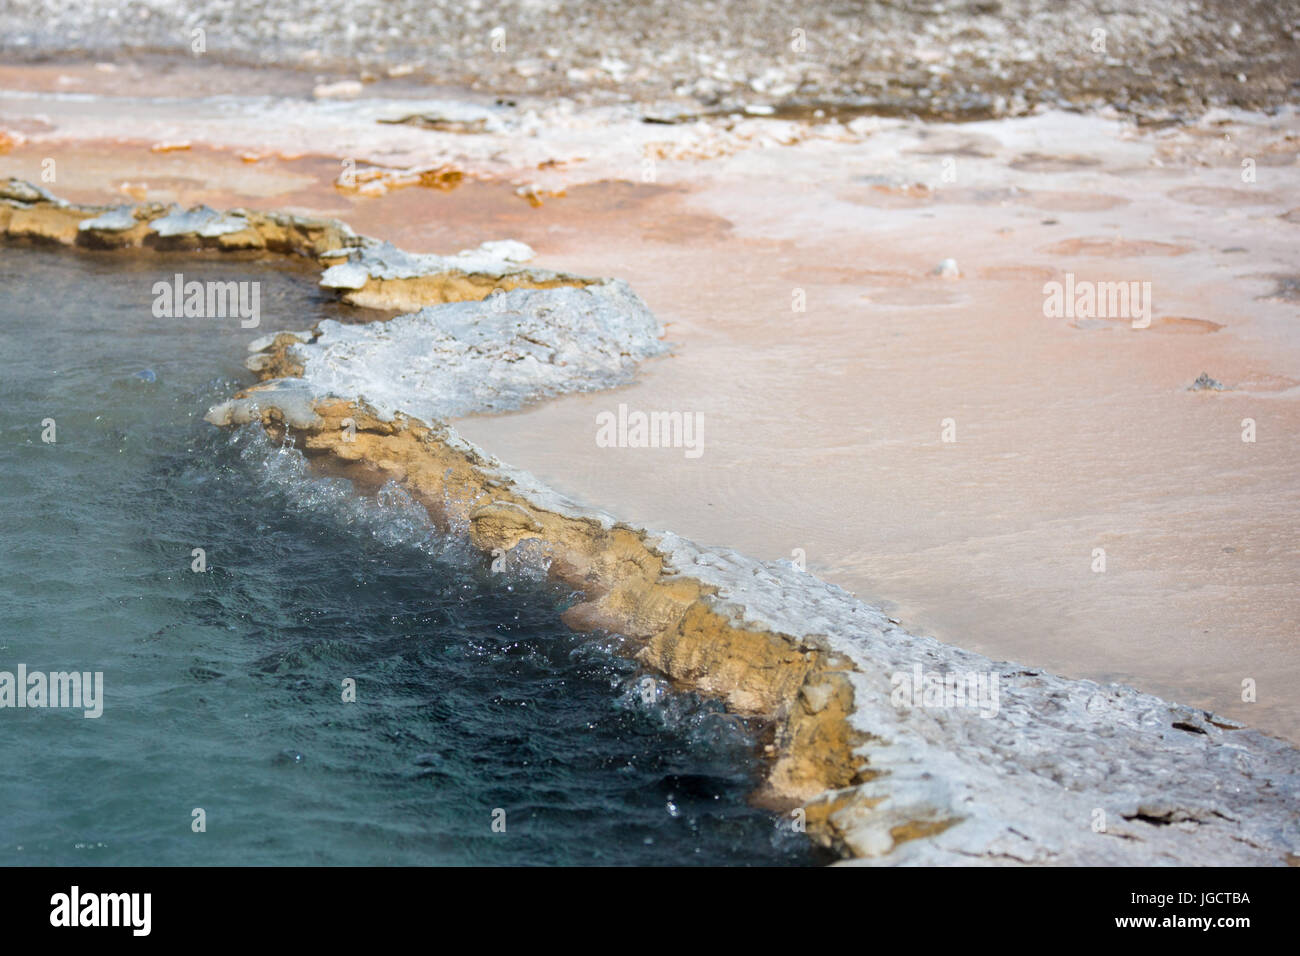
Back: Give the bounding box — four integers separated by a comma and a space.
0, 245, 826, 865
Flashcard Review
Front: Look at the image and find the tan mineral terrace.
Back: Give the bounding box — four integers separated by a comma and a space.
4, 178, 1298, 865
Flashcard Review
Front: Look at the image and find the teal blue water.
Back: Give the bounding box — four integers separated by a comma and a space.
0, 245, 826, 866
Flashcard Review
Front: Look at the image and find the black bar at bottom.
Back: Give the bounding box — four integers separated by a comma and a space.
0, 865, 1286, 941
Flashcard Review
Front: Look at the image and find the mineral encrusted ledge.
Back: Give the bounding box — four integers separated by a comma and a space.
0, 178, 605, 312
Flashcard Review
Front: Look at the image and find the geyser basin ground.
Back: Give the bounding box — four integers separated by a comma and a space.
1, 60, 1298, 865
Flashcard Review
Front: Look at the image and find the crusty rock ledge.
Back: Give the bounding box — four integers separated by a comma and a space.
6, 181, 1298, 865
0, 178, 604, 312
1, 178, 359, 257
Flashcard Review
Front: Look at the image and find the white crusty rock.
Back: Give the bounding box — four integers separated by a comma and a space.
0, 179, 65, 205
320, 238, 556, 292
150, 205, 250, 238
249, 283, 666, 420
77, 205, 137, 232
